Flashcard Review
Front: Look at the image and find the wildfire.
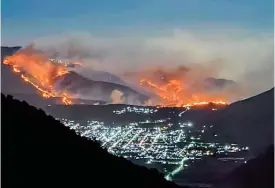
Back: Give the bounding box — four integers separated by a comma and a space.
3, 47, 228, 108
3, 50, 73, 105
140, 78, 228, 108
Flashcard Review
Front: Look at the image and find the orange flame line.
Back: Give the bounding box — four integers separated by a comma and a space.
3, 57, 73, 105
140, 78, 228, 108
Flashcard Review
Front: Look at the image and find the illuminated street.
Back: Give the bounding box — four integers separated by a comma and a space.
57, 106, 249, 181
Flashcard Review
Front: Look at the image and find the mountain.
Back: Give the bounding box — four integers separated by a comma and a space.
55, 71, 149, 104
203, 77, 237, 91
1, 46, 149, 105
1, 47, 39, 95
76, 68, 131, 86
1, 46, 38, 95
75, 68, 151, 95
2, 94, 183, 188
1, 46, 21, 59
215, 145, 274, 188
45, 87, 274, 156
210, 88, 274, 154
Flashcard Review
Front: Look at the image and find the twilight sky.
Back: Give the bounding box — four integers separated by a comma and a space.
1, 0, 274, 96
2, 0, 273, 45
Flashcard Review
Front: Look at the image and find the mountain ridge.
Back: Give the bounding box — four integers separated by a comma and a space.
2, 93, 184, 188
215, 145, 274, 188
209, 88, 274, 154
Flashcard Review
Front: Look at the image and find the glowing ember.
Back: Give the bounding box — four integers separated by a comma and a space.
13, 66, 20, 73
140, 78, 228, 107
3, 49, 73, 105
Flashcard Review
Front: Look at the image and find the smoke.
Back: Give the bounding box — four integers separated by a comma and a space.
29, 28, 273, 100
110, 90, 125, 104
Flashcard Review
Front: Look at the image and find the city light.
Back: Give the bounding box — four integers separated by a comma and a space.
56, 105, 249, 181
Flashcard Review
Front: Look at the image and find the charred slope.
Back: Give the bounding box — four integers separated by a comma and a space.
55, 71, 149, 104
210, 88, 274, 154
215, 145, 274, 188
2, 94, 182, 188
1, 46, 39, 95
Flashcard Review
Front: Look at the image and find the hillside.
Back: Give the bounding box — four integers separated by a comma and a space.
1, 46, 21, 58
203, 77, 237, 91
1, 46, 149, 105
7, 93, 108, 109
45, 88, 274, 155
2, 94, 183, 188
55, 71, 149, 104
215, 145, 274, 188
75, 68, 150, 95
1, 46, 38, 95
210, 88, 274, 154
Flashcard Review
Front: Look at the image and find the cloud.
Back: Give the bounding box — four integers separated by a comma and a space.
30, 28, 273, 98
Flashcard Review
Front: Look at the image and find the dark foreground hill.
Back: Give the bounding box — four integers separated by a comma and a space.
215, 145, 274, 188
2, 94, 182, 188
210, 88, 274, 154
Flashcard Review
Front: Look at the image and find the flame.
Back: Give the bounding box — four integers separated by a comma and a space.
3, 50, 72, 105
3, 47, 228, 108
61, 92, 72, 105
13, 66, 21, 73
140, 78, 228, 108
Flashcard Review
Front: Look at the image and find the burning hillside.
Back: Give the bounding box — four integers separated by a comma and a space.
2, 46, 149, 105
131, 66, 230, 107
2, 46, 229, 108
3, 47, 73, 105
140, 78, 227, 107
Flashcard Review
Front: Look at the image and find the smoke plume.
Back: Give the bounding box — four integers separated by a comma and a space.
25, 28, 273, 102
110, 90, 125, 104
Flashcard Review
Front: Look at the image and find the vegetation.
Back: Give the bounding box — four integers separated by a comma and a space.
2, 94, 183, 188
